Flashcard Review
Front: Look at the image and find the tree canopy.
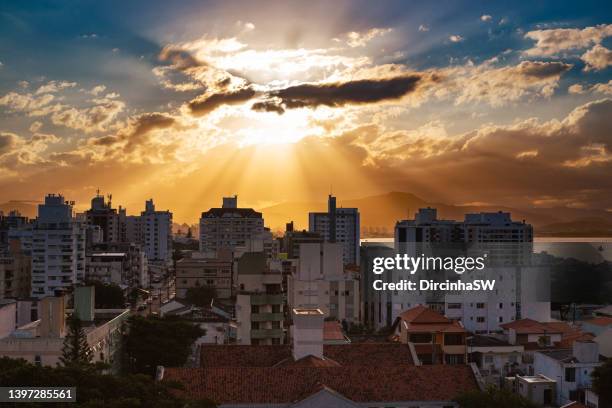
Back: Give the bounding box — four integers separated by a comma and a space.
125, 315, 204, 376
59, 314, 93, 367
184, 285, 216, 308
592, 358, 612, 408
0, 357, 216, 408
85, 280, 126, 309
455, 386, 539, 408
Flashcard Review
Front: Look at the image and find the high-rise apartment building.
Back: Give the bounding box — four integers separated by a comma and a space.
308, 195, 360, 266
125, 199, 172, 264
199, 196, 265, 254
30, 194, 86, 297
84, 193, 120, 243
362, 208, 540, 332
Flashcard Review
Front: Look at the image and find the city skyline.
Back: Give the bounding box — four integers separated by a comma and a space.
1, 1, 612, 224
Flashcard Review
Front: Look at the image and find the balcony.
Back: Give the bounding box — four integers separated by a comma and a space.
250, 293, 283, 305
251, 328, 284, 339
251, 312, 284, 322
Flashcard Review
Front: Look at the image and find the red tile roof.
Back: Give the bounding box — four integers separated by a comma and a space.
400, 305, 451, 324
584, 316, 612, 327
164, 365, 479, 404
500, 319, 574, 334
200, 343, 415, 368
323, 320, 345, 341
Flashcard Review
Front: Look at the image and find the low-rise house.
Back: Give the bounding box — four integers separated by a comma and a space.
160, 307, 481, 407
0, 287, 129, 372
506, 374, 556, 407
391, 305, 467, 365
160, 299, 236, 345
582, 316, 612, 337
468, 334, 524, 385
594, 328, 612, 358
593, 305, 612, 318
534, 341, 603, 406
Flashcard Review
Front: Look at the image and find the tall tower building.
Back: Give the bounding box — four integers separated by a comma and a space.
31, 194, 86, 297
199, 196, 265, 254
141, 199, 172, 264
308, 195, 360, 266
85, 192, 119, 243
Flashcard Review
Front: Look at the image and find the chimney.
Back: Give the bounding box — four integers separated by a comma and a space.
74, 286, 95, 322
573, 340, 599, 363
292, 308, 324, 360
39, 296, 66, 338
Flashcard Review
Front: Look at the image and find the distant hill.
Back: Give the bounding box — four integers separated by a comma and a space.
261, 192, 612, 237
0, 200, 38, 218
538, 217, 612, 237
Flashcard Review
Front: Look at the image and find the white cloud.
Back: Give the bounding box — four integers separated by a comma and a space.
581, 44, 612, 71
524, 24, 612, 56
418, 24, 430, 32
449, 35, 464, 43
35, 80, 77, 95
345, 28, 392, 48
480, 15, 492, 22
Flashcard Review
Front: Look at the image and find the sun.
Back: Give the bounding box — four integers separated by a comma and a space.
237, 107, 326, 147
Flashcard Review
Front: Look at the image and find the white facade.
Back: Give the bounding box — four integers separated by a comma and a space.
30, 194, 86, 298
534, 341, 601, 406
141, 199, 172, 263
288, 243, 360, 323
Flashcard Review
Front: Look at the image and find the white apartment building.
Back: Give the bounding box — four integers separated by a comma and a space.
125, 199, 172, 264
364, 208, 545, 332
30, 194, 86, 298
288, 243, 360, 323
199, 196, 265, 254
309, 195, 360, 266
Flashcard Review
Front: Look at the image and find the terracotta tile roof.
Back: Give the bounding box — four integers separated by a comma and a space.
200, 343, 415, 368
399, 305, 450, 324
500, 319, 574, 334
323, 321, 345, 341
275, 355, 341, 368
584, 316, 612, 327
164, 365, 479, 404
405, 321, 466, 333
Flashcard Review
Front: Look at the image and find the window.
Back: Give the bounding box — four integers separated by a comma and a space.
272, 304, 280, 313
34, 355, 41, 366
272, 321, 280, 329
565, 367, 576, 382
445, 354, 464, 364
409, 333, 432, 343
448, 303, 462, 309
538, 335, 551, 346
498, 316, 503, 323
476, 303, 485, 309
444, 334, 464, 345
251, 322, 260, 330
484, 355, 493, 364
251, 305, 259, 314
477, 317, 486, 323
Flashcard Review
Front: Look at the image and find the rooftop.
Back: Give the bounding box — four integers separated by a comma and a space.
583, 316, 612, 327
500, 318, 574, 334
200, 343, 415, 368
163, 365, 478, 405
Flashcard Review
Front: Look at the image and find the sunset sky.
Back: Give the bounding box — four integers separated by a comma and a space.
0, 0, 611, 223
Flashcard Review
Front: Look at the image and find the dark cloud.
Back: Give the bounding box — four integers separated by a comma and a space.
251, 100, 285, 114
90, 112, 175, 152
158, 47, 206, 71
0, 133, 19, 155
188, 87, 256, 116
255, 75, 424, 114
516, 61, 573, 78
